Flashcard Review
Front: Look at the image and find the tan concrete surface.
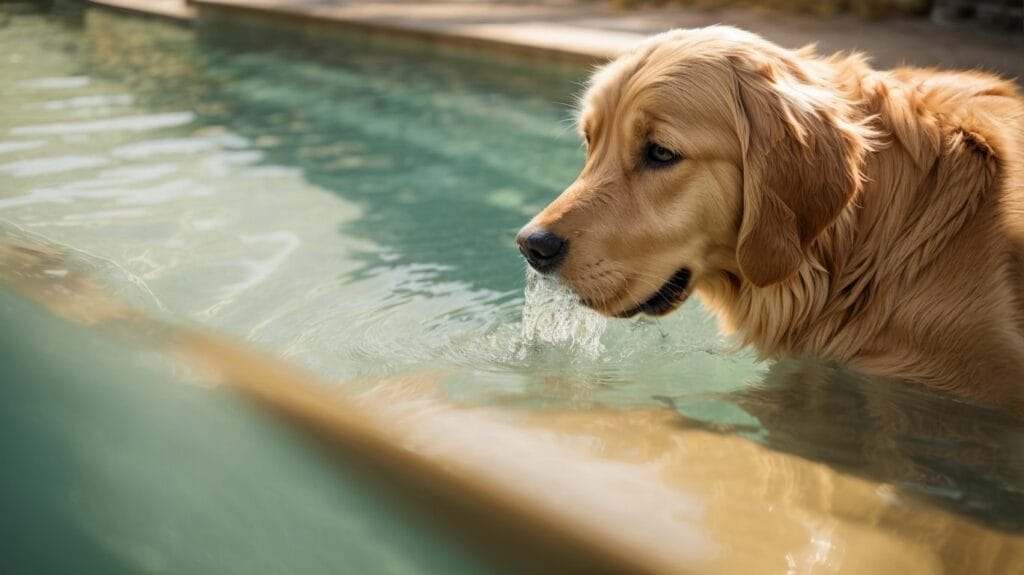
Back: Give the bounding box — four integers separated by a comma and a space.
89, 0, 197, 21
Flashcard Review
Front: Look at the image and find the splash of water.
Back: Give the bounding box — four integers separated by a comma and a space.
517, 271, 607, 359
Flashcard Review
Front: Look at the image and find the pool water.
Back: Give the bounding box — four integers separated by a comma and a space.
2, 3, 1022, 573
0, 289, 497, 575
0, 5, 757, 409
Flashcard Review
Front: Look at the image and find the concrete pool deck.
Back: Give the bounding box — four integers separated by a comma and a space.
89, 0, 197, 21
87, 0, 1024, 77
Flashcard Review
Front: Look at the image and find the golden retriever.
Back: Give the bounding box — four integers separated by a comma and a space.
517, 26, 1024, 416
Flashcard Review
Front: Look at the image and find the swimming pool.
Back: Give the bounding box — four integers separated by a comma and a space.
2, 3, 1022, 573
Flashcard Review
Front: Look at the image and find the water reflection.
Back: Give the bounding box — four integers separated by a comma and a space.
77, 8, 586, 296
669, 359, 1024, 532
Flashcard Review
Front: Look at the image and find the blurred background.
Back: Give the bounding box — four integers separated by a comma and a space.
615, 0, 1023, 23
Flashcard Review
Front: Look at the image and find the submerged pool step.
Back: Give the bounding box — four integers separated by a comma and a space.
0, 229, 671, 575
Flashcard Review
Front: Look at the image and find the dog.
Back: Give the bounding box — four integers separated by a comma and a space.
517, 26, 1024, 416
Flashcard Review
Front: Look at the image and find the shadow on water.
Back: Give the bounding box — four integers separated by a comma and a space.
666, 358, 1024, 533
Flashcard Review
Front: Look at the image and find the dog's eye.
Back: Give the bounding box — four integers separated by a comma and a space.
644, 142, 680, 167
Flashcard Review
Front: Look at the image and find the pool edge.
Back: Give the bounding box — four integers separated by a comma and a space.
86, 0, 197, 24
86, 0, 641, 65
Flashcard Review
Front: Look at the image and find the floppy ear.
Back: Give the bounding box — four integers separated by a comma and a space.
730, 53, 868, 286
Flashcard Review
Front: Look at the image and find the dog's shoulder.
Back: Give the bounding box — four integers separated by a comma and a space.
850, 66, 1024, 275
863, 67, 1022, 183
891, 70, 1024, 234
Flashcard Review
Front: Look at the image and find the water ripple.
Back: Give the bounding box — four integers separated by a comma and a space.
16, 75, 91, 89
11, 111, 195, 136
28, 93, 135, 111
0, 154, 108, 177
0, 140, 45, 154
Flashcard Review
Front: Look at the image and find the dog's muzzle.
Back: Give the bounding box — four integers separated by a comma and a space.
616, 268, 692, 318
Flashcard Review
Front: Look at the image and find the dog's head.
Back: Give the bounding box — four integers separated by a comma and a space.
518, 27, 870, 317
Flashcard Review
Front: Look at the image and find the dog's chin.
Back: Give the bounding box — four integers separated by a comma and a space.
611, 268, 692, 318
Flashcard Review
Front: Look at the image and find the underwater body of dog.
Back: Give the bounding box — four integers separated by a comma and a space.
517, 26, 1024, 416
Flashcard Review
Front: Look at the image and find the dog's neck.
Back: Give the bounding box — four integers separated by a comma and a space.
697, 55, 960, 363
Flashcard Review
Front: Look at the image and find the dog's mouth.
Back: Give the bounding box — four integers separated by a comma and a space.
615, 268, 692, 318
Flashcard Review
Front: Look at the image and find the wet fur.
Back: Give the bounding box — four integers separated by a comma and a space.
527, 27, 1024, 415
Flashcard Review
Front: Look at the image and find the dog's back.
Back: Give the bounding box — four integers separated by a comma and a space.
847, 65, 1024, 411
895, 69, 1024, 330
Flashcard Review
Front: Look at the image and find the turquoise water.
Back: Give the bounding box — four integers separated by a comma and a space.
0, 290, 491, 575
1, 3, 1022, 571
0, 4, 755, 406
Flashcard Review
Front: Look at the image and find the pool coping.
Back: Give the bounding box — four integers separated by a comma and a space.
85, 0, 642, 65
88, 0, 198, 23
83, 0, 1024, 81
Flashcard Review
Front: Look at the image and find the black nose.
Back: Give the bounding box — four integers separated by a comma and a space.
516, 228, 567, 272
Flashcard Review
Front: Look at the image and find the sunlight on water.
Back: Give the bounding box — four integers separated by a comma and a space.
517, 270, 607, 359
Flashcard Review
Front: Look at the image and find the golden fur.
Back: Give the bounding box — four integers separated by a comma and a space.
523, 26, 1024, 415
